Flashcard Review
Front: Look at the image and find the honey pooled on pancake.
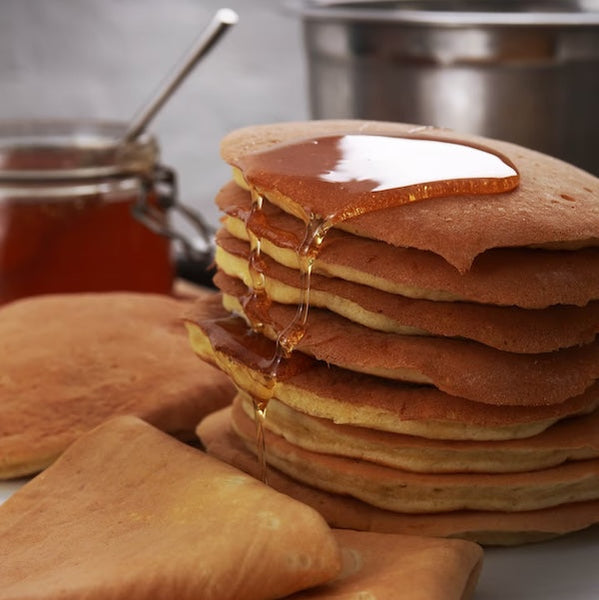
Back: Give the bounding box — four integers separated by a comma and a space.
227, 133, 520, 479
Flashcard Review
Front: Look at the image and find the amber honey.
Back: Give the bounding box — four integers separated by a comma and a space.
0, 120, 174, 304
0, 188, 172, 304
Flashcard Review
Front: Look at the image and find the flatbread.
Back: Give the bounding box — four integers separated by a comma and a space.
220, 120, 599, 273
288, 529, 483, 600
214, 237, 599, 353
198, 408, 599, 546
0, 416, 341, 600
0, 291, 234, 479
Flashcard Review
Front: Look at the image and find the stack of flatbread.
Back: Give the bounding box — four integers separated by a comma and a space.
188, 119, 599, 545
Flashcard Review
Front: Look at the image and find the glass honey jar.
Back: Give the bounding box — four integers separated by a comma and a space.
0, 119, 187, 304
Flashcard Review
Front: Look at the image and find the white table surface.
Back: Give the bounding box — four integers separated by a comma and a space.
1, 479, 597, 598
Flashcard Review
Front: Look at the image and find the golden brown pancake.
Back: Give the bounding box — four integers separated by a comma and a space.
0, 416, 342, 599
288, 529, 483, 600
218, 290, 599, 407
214, 237, 599, 353
217, 184, 599, 309
199, 408, 599, 546
0, 292, 235, 479
234, 395, 599, 474
220, 120, 599, 273
230, 402, 599, 514
185, 298, 599, 441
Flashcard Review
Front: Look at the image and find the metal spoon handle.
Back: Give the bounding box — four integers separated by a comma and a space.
123, 8, 239, 143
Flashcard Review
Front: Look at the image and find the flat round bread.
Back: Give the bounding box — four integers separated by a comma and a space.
0, 292, 234, 479
0, 416, 341, 599
193, 119, 599, 548
289, 529, 483, 600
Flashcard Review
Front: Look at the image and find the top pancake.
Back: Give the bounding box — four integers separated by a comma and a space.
0, 292, 234, 479
221, 120, 599, 273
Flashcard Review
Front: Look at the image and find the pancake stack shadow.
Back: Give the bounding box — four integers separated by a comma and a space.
189, 120, 599, 545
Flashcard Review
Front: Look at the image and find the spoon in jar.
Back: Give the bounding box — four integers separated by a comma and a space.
124, 7, 238, 270
123, 7, 239, 143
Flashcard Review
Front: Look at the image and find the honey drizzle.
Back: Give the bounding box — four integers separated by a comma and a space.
253, 401, 269, 484
241, 189, 270, 331
243, 189, 276, 482
274, 215, 329, 358
242, 206, 332, 482
236, 133, 520, 482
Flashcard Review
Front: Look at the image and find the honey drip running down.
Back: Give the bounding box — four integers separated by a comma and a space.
234, 133, 520, 482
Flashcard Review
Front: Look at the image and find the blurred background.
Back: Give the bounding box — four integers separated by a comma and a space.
0, 0, 306, 227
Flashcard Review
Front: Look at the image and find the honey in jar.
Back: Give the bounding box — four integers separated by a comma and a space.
0, 120, 175, 304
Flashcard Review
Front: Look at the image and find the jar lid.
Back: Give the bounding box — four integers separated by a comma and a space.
0, 119, 159, 181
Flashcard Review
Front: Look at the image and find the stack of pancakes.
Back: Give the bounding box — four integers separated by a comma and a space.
188, 120, 599, 545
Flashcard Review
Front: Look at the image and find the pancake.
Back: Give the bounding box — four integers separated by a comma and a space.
220, 119, 599, 273
0, 416, 341, 599
288, 529, 483, 600
213, 236, 599, 353
230, 401, 599, 514
218, 185, 599, 309
185, 298, 599, 441
199, 408, 599, 546
218, 290, 599, 407
234, 395, 599, 474
0, 292, 235, 479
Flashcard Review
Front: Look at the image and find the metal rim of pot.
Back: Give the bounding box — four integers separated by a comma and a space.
290, 1, 599, 26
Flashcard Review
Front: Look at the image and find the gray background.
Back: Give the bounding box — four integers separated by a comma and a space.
0, 0, 307, 227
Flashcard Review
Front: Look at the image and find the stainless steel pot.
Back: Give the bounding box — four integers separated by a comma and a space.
294, 1, 599, 175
